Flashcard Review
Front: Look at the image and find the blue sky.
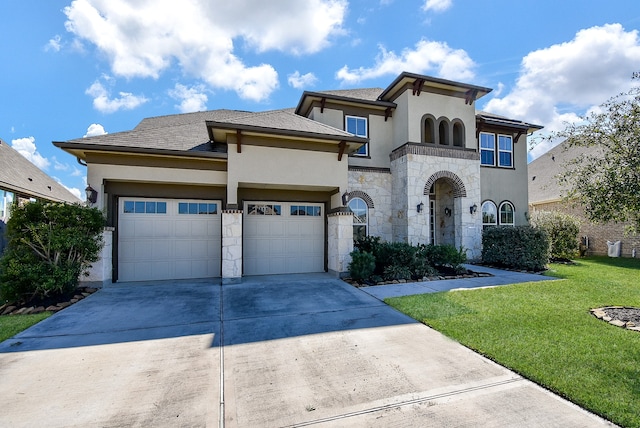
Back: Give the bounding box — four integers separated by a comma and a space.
2, 0, 640, 199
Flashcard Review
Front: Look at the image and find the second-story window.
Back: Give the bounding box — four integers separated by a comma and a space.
346, 115, 368, 156
498, 135, 513, 167
480, 132, 495, 166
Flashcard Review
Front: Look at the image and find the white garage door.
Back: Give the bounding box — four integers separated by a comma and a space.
118, 198, 222, 281
244, 201, 324, 275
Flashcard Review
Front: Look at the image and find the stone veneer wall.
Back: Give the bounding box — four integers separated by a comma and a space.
80, 227, 113, 287
390, 144, 483, 260
327, 210, 353, 277
531, 201, 640, 258
347, 167, 393, 242
222, 210, 243, 284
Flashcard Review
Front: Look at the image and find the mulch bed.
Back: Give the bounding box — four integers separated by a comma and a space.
0, 286, 99, 316
591, 306, 640, 332
344, 268, 493, 288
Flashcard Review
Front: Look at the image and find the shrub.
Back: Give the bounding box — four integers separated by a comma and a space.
418, 244, 467, 272
383, 264, 413, 281
530, 211, 581, 260
348, 250, 376, 281
482, 226, 549, 271
0, 201, 105, 304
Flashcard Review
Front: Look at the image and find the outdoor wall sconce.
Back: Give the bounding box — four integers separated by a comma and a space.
470, 203, 478, 215
85, 185, 98, 204
444, 207, 452, 217
341, 191, 349, 206
417, 202, 424, 213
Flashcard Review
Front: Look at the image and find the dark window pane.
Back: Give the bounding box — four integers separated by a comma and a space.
198, 203, 208, 214
189, 203, 198, 214
499, 152, 512, 167
135, 201, 145, 213
146, 202, 156, 213
157, 202, 167, 214
209, 204, 217, 214
178, 202, 188, 214
124, 201, 135, 213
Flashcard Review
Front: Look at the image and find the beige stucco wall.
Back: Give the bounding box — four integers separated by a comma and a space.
88, 163, 227, 210
226, 141, 348, 207
392, 90, 477, 150
479, 133, 530, 226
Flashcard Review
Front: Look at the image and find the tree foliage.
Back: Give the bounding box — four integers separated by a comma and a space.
552, 87, 640, 234
0, 201, 105, 303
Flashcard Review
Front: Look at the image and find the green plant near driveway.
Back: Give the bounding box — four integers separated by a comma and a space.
0, 312, 51, 343
386, 257, 640, 428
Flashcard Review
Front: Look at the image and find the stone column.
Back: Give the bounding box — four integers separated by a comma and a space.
328, 209, 353, 277
222, 210, 243, 284
80, 227, 113, 288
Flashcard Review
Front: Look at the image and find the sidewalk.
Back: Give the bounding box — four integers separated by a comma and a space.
359, 264, 557, 300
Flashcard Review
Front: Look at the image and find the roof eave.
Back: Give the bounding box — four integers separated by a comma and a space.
53, 141, 229, 161
294, 91, 396, 116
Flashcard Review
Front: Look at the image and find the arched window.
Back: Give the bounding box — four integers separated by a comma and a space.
482, 201, 497, 229
348, 197, 368, 240
452, 121, 464, 147
422, 115, 436, 144
499, 201, 515, 226
438, 120, 449, 145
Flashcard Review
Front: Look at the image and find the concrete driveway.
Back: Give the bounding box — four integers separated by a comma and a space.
0, 274, 613, 427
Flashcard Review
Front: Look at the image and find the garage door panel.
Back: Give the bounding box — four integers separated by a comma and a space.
119, 198, 221, 281
244, 201, 324, 276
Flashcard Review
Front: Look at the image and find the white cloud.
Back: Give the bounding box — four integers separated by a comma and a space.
287, 71, 319, 89
169, 84, 208, 113
84, 123, 108, 137
53, 177, 82, 200
46, 35, 62, 52
484, 23, 640, 150
52, 156, 69, 171
63, 0, 347, 102
336, 39, 475, 84
11, 137, 50, 170
423, 0, 452, 12
85, 80, 148, 113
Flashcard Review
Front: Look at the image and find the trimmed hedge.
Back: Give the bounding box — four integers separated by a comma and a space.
530, 211, 581, 260
481, 226, 549, 271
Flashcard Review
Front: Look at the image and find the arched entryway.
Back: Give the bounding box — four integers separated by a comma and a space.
423, 171, 467, 246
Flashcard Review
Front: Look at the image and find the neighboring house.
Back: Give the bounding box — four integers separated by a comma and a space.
528, 140, 639, 257
54, 71, 541, 285
0, 138, 81, 253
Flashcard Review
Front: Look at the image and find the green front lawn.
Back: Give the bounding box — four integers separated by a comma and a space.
0, 312, 51, 343
386, 257, 640, 428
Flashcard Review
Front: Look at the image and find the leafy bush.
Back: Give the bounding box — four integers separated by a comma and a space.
482, 226, 549, 271
530, 211, 581, 260
354, 235, 382, 254
383, 264, 413, 281
348, 250, 376, 281
418, 244, 467, 272
0, 201, 105, 304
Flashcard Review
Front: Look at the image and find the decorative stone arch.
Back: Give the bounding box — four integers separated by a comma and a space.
452, 119, 465, 147
421, 114, 437, 144
344, 190, 375, 208
423, 171, 467, 198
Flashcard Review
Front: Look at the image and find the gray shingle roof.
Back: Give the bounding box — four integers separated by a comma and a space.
0, 139, 81, 203
209, 109, 361, 139
528, 140, 598, 204
315, 88, 384, 102
134, 109, 252, 131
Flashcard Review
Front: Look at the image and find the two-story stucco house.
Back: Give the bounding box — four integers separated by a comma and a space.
54, 72, 541, 285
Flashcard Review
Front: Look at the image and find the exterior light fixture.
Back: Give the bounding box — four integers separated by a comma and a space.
470, 203, 478, 214
417, 202, 424, 213
341, 191, 349, 206
85, 185, 98, 204
444, 207, 452, 217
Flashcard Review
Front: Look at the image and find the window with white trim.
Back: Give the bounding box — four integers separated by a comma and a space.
498, 135, 513, 167
499, 201, 515, 226
482, 201, 497, 229
345, 116, 368, 156
348, 197, 368, 240
178, 202, 218, 215
480, 132, 495, 166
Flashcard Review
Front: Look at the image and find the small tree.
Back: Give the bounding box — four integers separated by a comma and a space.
0, 201, 105, 303
549, 87, 640, 234
530, 211, 581, 260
